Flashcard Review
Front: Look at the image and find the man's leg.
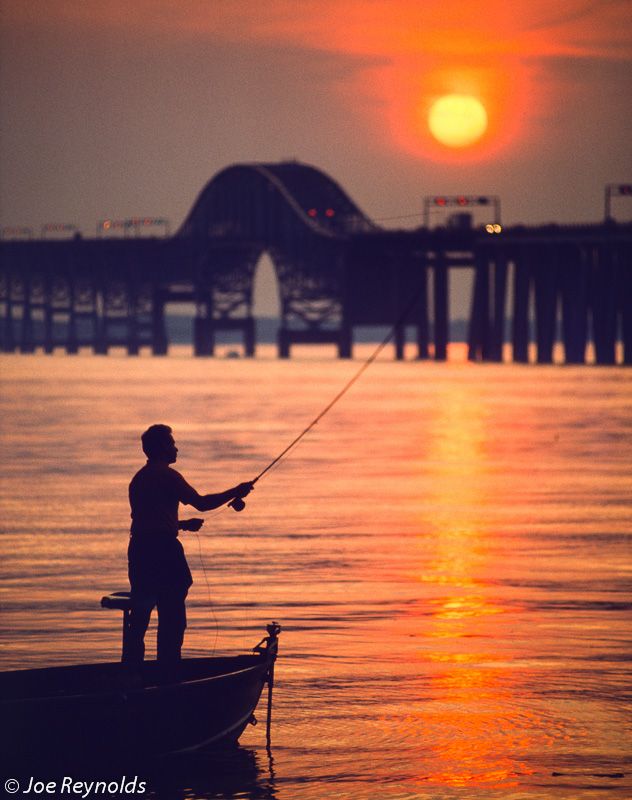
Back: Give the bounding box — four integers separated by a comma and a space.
124, 592, 154, 665
156, 588, 188, 666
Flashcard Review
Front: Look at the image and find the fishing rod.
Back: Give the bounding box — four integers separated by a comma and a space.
227, 285, 425, 512
196, 288, 422, 653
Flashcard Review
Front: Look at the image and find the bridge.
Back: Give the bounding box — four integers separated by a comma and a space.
1, 161, 630, 364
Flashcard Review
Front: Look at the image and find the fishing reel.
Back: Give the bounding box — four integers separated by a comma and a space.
228, 479, 256, 512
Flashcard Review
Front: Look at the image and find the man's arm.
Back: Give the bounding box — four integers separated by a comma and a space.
182, 481, 254, 512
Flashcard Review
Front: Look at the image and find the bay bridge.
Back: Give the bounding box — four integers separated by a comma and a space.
1, 162, 630, 364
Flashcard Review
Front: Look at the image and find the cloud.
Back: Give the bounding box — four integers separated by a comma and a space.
6, 0, 631, 61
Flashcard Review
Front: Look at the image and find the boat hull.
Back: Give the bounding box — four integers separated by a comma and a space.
1, 655, 270, 768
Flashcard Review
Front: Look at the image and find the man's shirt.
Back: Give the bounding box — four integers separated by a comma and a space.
129, 461, 197, 538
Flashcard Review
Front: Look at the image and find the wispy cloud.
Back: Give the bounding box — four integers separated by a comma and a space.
7, 1, 632, 61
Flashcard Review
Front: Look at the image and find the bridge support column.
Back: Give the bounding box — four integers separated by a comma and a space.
89, 285, 101, 354
590, 245, 617, 365
192, 291, 214, 356
338, 323, 352, 359
152, 291, 168, 355
490, 253, 508, 362
66, 279, 79, 354
43, 276, 54, 354
193, 316, 213, 356
244, 316, 256, 357
468, 248, 506, 362
94, 299, 107, 355
127, 321, 140, 355
533, 247, 558, 364
433, 254, 448, 361
19, 275, 35, 353
416, 263, 429, 360
391, 250, 406, 361
125, 282, 139, 356
512, 253, 531, 363
1, 272, 16, 352
70, 279, 101, 355
621, 244, 632, 365
468, 252, 490, 362
561, 246, 588, 364
278, 328, 290, 359
394, 323, 405, 360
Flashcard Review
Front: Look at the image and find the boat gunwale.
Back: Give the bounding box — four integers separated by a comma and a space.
1, 655, 270, 706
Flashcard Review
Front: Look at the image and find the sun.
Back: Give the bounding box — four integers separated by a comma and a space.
428, 94, 488, 148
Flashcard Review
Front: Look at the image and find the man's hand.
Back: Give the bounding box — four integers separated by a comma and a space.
234, 481, 254, 499
180, 518, 205, 532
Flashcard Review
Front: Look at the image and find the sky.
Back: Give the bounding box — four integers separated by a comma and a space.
1, 0, 631, 315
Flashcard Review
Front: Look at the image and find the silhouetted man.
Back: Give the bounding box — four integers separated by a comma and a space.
126, 423, 253, 669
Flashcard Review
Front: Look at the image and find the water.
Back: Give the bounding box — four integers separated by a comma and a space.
1, 346, 631, 799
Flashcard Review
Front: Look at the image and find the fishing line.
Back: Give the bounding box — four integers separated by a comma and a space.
194, 529, 218, 655
196, 282, 425, 651
233, 282, 426, 500
192, 505, 225, 655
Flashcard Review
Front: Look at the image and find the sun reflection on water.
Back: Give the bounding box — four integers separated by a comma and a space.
409, 389, 540, 788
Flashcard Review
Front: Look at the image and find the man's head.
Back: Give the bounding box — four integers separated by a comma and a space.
141, 424, 178, 463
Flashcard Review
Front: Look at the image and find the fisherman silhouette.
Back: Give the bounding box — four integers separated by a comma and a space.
126, 424, 253, 670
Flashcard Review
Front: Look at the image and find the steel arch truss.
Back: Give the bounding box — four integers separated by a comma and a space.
180, 161, 374, 331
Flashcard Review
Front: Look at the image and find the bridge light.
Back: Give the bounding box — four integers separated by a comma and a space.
41, 222, 79, 238
307, 208, 318, 217
485, 224, 494, 234
103, 220, 112, 230
325, 208, 335, 217
424, 194, 500, 228
493, 223, 502, 233
0, 226, 33, 239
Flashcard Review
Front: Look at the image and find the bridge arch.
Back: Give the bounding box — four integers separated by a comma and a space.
177, 161, 375, 329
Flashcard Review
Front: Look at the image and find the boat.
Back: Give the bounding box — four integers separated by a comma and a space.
0, 591, 281, 768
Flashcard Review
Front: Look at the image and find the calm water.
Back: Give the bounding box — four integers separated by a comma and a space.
1, 345, 631, 799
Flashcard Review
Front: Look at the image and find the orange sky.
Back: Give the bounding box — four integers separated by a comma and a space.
9, 1, 629, 59
1, 0, 631, 251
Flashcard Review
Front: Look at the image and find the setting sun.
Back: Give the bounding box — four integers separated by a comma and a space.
428, 94, 488, 148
